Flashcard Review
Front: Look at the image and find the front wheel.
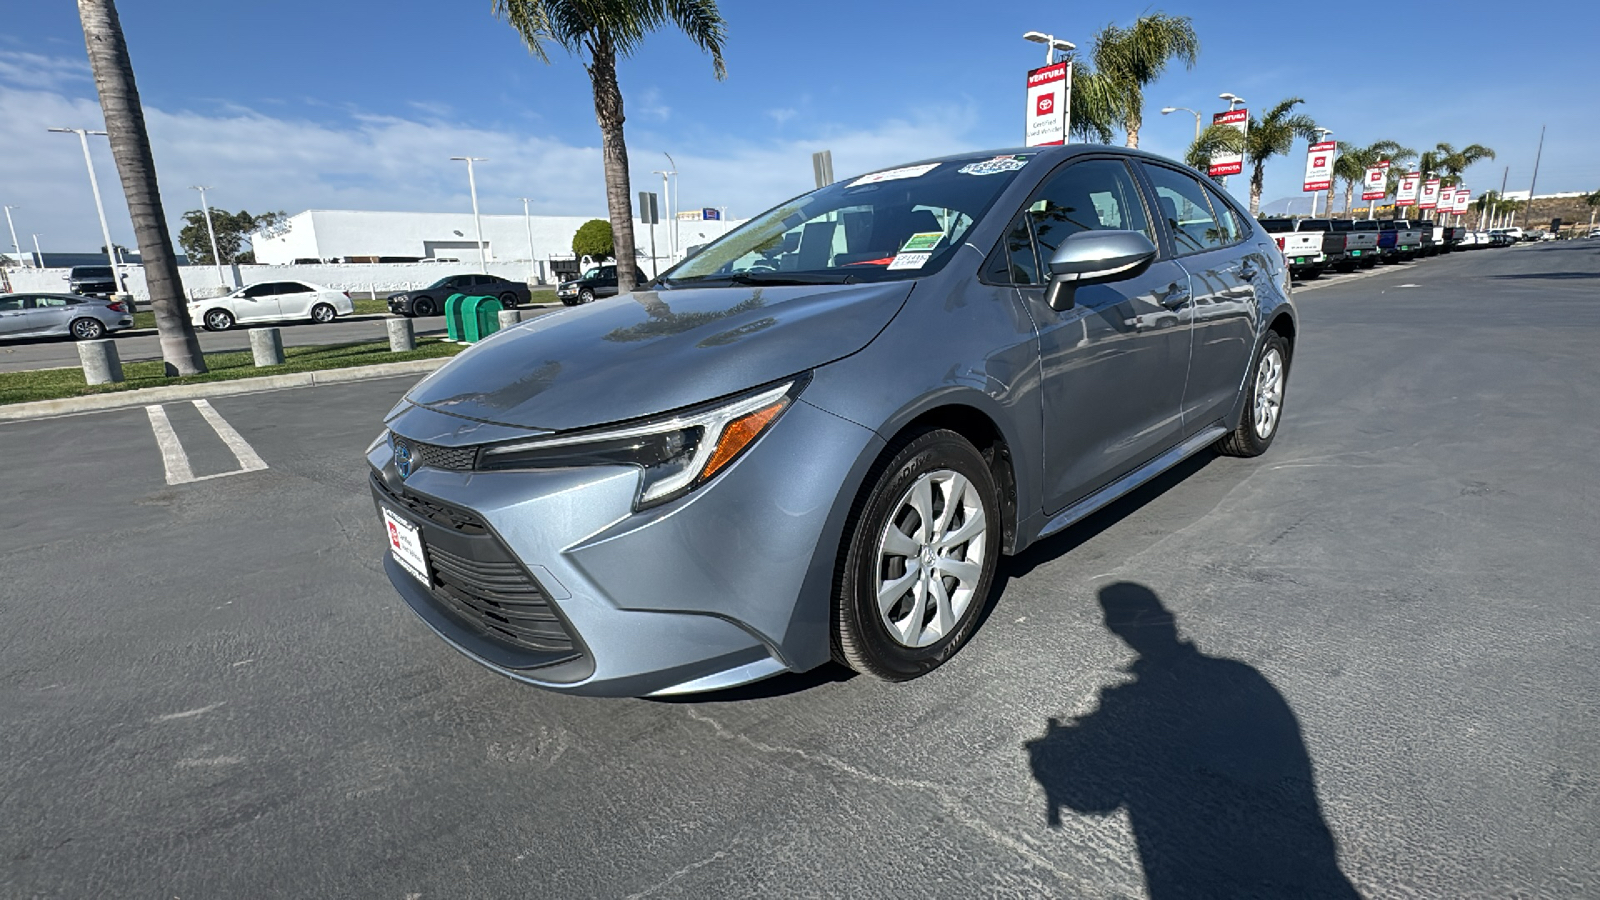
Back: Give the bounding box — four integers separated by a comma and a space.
834, 429, 1001, 682
311, 303, 336, 323
1217, 332, 1290, 458
578, 289, 595, 304
70, 317, 107, 340
203, 309, 235, 331
412, 297, 437, 317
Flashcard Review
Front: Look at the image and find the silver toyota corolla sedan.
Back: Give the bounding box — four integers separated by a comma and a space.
370, 145, 1297, 697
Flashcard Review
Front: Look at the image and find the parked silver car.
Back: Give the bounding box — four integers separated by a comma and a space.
370, 146, 1298, 697
0, 292, 134, 341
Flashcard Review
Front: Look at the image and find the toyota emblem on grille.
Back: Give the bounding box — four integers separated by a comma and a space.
394, 439, 415, 479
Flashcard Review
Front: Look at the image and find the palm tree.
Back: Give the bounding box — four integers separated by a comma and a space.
1332, 140, 1407, 217
76, 0, 205, 375
1432, 142, 1495, 187
1090, 12, 1199, 149
495, 0, 727, 295
1184, 122, 1245, 180
1584, 189, 1600, 230
1066, 62, 1125, 145
1242, 98, 1319, 216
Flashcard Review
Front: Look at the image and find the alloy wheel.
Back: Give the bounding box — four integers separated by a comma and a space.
874, 469, 988, 648
1254, 346, 1285, 439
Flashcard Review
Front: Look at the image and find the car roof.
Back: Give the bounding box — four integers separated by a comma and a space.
0, 291, 101, 301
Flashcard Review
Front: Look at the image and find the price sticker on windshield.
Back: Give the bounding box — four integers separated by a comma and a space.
848, 163, 940, 187
887, 252, 932, 271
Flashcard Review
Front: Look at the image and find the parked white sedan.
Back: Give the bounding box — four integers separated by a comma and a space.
190, 280, 354, 331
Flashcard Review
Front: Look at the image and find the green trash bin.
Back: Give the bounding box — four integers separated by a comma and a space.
444, 293, 467, 341
461, 295, 505, 343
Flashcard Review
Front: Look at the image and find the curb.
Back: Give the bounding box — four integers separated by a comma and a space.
0, 357, 449, 422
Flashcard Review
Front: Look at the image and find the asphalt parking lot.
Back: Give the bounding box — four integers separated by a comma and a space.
2, 241, 1597, 898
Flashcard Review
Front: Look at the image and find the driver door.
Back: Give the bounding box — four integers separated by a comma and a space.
234, 283, 283, 321
1009, 157, 1194, 514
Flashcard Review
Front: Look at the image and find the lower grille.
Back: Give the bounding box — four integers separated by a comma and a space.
427, 546, 574, 653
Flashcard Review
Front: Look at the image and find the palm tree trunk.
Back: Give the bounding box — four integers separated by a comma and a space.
1326, 183, 1336, 219
1343, 181, 1355, 217
586, 33, 638, 295
77, 0, 205, 375
1125, 124, 1139, 149
1249, 161, 1266, 216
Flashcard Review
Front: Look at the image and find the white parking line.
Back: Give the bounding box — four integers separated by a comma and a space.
144, 400, 269, 485
145, 404, 196, 485
192, 399, 268, 473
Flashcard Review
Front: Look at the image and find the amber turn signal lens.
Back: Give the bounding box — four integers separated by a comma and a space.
699, 400, 788, 480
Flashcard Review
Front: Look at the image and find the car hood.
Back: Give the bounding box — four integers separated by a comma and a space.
401, 281, 913, 432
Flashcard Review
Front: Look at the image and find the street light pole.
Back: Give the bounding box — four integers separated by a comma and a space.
519, 197, 537, 284
1161, 107, 1202, 140
3, 206, 21, 267
451, 156, 489, 273
656, 152, 678, 260
32, 234, 43, 268
1516, 124, 1545, 230
48, 127, 121, 291
189, 185, 227, 288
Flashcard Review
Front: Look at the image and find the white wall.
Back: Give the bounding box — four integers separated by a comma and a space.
6, 261, 554, 303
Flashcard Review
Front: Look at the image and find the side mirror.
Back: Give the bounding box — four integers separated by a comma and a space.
1044, 230, 1158, 311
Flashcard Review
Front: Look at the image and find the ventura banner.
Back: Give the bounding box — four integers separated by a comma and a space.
1208, 109, 1249, 177
1303, 141, 1336, 192
1419, 178, 1443, 210
1362, 162, 1390, 201
1452, 187, 1472, 215
1025, 62, 1070, 147
1396, 171, 1421, 207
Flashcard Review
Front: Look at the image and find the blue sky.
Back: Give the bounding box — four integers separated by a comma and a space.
2, 0, 1595, 250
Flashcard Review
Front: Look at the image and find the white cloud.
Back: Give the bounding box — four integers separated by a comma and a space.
0, 50, 90, 92
0, 53, 982, 251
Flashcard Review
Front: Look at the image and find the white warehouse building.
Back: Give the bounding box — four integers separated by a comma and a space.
250, 209, 745, 278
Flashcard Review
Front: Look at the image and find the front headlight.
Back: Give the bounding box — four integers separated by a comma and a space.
478, 377, 807, 510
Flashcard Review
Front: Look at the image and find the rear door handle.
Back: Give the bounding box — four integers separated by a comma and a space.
1238, 261, 1259, 280
1158, 283, 1190, 310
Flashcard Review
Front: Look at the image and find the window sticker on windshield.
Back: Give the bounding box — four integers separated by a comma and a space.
848, 163, 940, 187
958, 155, 1029, 176
899, 232, 945, 253
887, 251, 932, 271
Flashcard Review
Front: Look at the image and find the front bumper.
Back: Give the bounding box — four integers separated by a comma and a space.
369, 398, 882, 697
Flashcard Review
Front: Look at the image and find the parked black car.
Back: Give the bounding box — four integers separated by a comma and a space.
67, 265, 119, 297
388, 274, 532, 317
556, 264, 650, 306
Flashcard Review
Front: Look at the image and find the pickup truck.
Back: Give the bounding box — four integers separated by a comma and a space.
1258, 218, 1326, 278
1360, 219, 1423, 262
1298, 218, 1380, 271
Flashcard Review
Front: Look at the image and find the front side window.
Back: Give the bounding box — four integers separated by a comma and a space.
1142, 164, 1226, 255
982, 212, 1040, 285
243, 284, 275, 298
1026, 159, 1153, 269
661, 154, 1036, 286
0, 297, 24, 312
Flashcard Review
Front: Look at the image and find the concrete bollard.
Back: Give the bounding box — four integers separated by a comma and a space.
249, 327, 285, 367
387, 317, 416, 352
77, 339, 124, 385
497, 308, 523, 330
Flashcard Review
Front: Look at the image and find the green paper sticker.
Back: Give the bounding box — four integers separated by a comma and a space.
900, 232, 944, 253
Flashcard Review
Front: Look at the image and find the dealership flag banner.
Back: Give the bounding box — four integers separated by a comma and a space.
1396, 172, 1421, 207
1208, 109, 1249, 177
1024, 62, 1070, 147
1436, 187, 1455, 213
1419, 178, 1442, 210
1452, 187, 1472, 216
1362, 162, 1390, 201
1303, 141, 1336, 192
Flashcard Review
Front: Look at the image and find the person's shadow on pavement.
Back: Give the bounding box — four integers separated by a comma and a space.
1025, 582, 1362, 899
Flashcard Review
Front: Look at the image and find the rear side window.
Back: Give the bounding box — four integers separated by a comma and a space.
1141, 164, 1226, 255
1203, 186, 1245, 244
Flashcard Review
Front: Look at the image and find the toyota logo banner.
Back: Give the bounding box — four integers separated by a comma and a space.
1362, 161, 1390, 201
1025, 62, 1070, 147
1303, 141, 1336, 192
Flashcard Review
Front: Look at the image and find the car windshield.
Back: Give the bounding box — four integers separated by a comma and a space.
581, 268, 603, 280
659, 153, 1035, 287
425, 276, 463, 289
74, 267, 113, 278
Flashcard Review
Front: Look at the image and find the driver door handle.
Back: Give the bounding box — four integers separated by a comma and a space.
1157, 282, 1190, 310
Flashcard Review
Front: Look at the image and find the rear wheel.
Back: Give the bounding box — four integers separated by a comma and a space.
834, 429, 1001, 682
412, 296, 437, 317
1217, 332, 1290, 458
203, 309, 235, 331
311, 303, 336, 323
70, 317, 106, 341
499, 291, 518, 308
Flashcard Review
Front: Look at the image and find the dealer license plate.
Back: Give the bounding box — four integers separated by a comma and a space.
1351, 250, 1362, 256
383, 508, 430, 585
1294, 257, 1307, 264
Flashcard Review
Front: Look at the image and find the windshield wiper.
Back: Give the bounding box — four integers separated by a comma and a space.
722, 271, 858, 286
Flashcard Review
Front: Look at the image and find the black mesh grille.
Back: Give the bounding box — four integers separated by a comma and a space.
409, 440, 477, 471
374, 476, 485, 534
427, 547, 575, 653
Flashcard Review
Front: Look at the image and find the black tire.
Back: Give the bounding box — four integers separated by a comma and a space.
579, 288, 595, 304
1361, 256, 1378, 269
1302, 267, 1322, 280
311, 303, 336, 324
412, 296, 437, 317
69, 317, 107, 340
833, 428, 1002, 682
203, 309, 235, 332
499, 291, 518, 308
1217, 331, 1291, 458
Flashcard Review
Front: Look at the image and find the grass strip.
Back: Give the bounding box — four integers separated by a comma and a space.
0, 337, 461, 406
